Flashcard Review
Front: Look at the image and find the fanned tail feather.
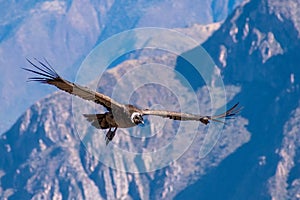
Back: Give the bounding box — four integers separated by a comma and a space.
83, 113, 110, 129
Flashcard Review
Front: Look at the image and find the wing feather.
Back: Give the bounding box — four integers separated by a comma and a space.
142, 103, 241, 125
23, 58, 123, 111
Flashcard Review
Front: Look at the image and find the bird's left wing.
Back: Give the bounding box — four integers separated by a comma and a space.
141, 103, 241, 125
23, 59, 123, 111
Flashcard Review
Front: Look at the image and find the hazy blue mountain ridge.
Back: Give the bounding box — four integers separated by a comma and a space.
0, 0, 244, 133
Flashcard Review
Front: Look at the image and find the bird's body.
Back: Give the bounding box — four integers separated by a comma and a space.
84, 104, 142, 129
24, 59, 241, 145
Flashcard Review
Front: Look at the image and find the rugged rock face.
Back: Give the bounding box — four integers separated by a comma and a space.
268, 106, 300, 200
0, 57, 249, 199
175, 0, 300, 199
4, 0, 300, 199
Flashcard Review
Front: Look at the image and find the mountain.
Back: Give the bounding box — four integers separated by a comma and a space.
0, 57, 250, 199
0, 0, 245, 134
5, 0, 300, 199
175, 0, 300, 199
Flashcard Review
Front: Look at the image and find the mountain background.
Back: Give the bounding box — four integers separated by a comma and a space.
1, 0, 300, 199
0, 0, 244, 134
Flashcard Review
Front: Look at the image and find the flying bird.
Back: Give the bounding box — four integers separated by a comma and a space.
23, 59, 241, 145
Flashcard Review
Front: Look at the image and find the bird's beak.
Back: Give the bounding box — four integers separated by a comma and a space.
139, 120, 145, 127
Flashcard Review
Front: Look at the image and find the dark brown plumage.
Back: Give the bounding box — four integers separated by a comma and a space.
23, 59, 241, 145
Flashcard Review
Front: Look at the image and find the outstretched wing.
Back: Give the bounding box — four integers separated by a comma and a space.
23, 58, 123, 111
141, 103, 241, 125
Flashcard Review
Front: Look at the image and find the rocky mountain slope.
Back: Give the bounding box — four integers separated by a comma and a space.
175, 0, 300, 199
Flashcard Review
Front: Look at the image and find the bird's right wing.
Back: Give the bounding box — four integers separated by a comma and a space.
23, 59, 123, 111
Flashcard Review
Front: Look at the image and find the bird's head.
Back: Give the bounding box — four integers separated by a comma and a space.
131, 112, 144, 126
